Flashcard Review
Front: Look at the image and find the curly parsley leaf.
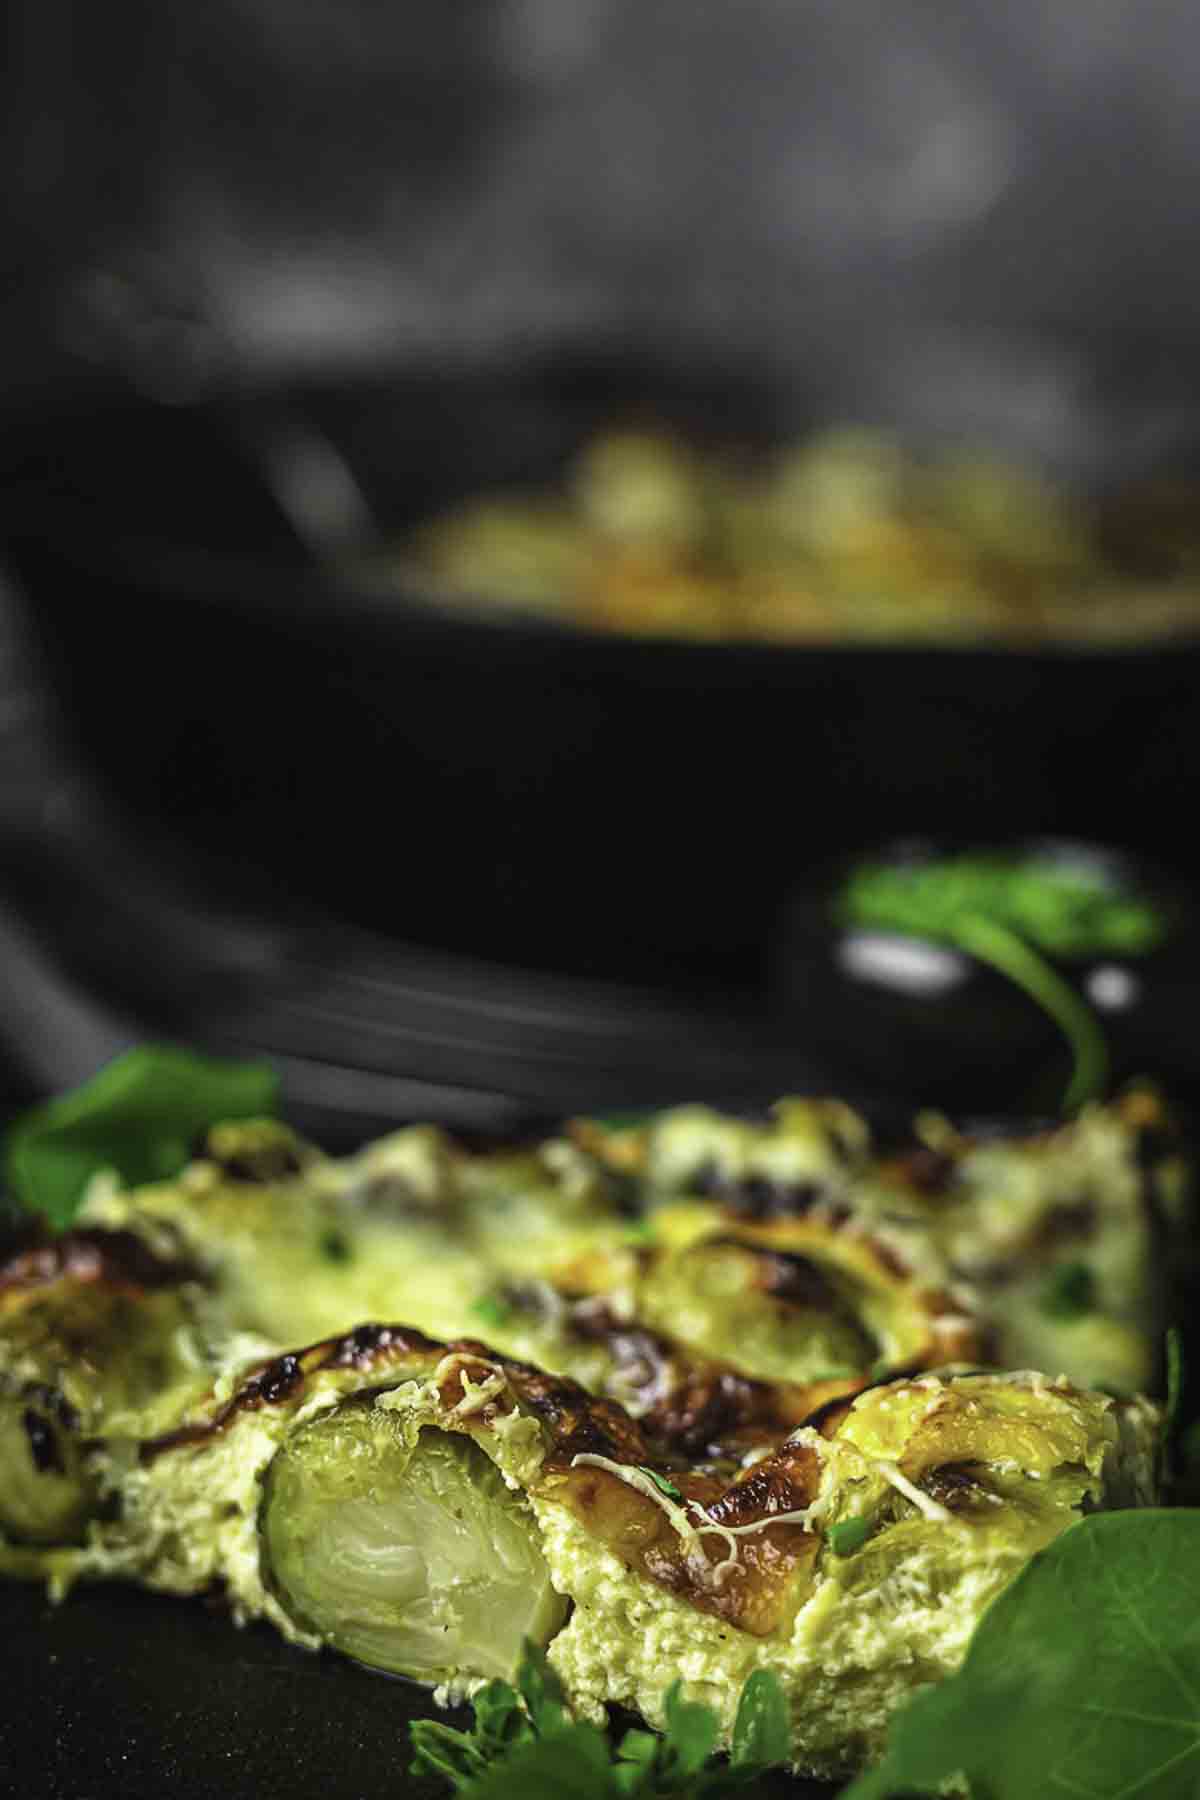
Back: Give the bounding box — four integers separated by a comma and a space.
843, 1510, 1200, 1800
409, 1644, 791, 1798
2, 1045, 279, 1228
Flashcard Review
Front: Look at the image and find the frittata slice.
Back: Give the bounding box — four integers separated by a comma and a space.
14, 1321, 1159, 1779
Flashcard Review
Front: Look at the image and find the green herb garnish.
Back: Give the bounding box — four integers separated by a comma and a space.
410, 1644, 790, 1797
1165, 1327, 1185, 1451
838, 850, 1167, 1113
843, 1510, 1200, 1800
2, 1045, 279, 1229
470, 1295, 515, 1331
1038, 1260, 1096, 1320
589, 1111, 657, 1133
827, 1516, 873, 1557
641, 1468, 683, 1502
839, 852, 1165, 958
318, 1228, 352, 1265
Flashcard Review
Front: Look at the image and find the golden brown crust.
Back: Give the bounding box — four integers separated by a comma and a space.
0, 1229, 197, 1307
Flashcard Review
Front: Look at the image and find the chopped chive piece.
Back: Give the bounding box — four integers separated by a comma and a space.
1164, 1328, 1185, 1450
1039, 1260, 1096, 1320
470, 1295, 514, 1330
318, 1228, 352, 1264
623, 1217, 657, 1244
590, 1111, 656, 1132
827, 1516, 873, 1556
641, 1467, 683, 1502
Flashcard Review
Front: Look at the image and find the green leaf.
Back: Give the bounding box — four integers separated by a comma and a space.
2, 1045, 280, 1228
470, 1680, 534, 1760
838, 854, 1167, 960
728, 1671, 790, 1772
408, 1649, 793, 1799
516, 1641, 571, 1737
1038, 1260, 1096, 1321
457, 1722, 617, 1800
409, 1719, 492, 1788
662, 1681, 720, 1777
835, 850, 1172, 1113
827, 1516, 874, 1557
842, 1510, 1200, 1800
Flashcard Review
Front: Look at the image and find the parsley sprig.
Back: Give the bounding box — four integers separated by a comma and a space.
409, 1645, 790, 1798
837, 850, 1167, 1113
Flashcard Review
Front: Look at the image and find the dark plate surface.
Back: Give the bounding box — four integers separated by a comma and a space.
2, 1580, 834, 1800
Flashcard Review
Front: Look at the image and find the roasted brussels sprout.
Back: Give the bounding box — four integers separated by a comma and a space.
0, 1230, 213, 1554
262, 1407, 567, 1684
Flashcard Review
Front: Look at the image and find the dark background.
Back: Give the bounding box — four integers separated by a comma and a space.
7, 0, 1200, 455
5, 0, 1200, 1125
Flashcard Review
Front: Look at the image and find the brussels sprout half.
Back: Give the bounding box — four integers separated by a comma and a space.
261, 1401, 567, 1685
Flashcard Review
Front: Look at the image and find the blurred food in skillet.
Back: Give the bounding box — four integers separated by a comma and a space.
377, 426, 1200, 643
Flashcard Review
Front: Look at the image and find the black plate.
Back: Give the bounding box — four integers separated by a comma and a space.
4, 1579, 833, 1800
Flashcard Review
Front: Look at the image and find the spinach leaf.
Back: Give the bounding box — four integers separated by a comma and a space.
2, 1045, 279, 1228
843, 1510, 1200, 1800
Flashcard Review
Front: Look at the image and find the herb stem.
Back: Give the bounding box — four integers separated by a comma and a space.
951, 913, 1108, 1114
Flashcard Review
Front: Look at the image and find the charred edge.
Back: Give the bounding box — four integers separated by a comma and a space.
568, 1300, 675, 1377
512, 1365, 657, 1469
1033, 1198, 1099, 1251
697, 1166, 836, 1222
699, 1230, 909, 1300
0, 1229, 203, 1296
705, 1443, 822, 1530
889, 1147, 960, 1198
21, 1382, 81, 1433
206, 1147, 307, 1184
567, 1298, 808, 1458
644, 1368, 794, 1460
800, 1361, 927, 1437
919, 1461, 992, 1512
21, 1408, 65, 1475
139, 1321, 445, 1463
749, 1247, 841, 1308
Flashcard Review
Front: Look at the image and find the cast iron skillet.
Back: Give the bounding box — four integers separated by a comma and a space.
3, 351, 1200, 996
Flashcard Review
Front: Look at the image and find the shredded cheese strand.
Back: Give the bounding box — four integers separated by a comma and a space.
872, 1459, 953, 1523
569, 1453, 817, 1588
429, 1351, 510, 1417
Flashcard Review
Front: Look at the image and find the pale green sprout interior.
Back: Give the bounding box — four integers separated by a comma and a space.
262, 1405, 566, 1684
